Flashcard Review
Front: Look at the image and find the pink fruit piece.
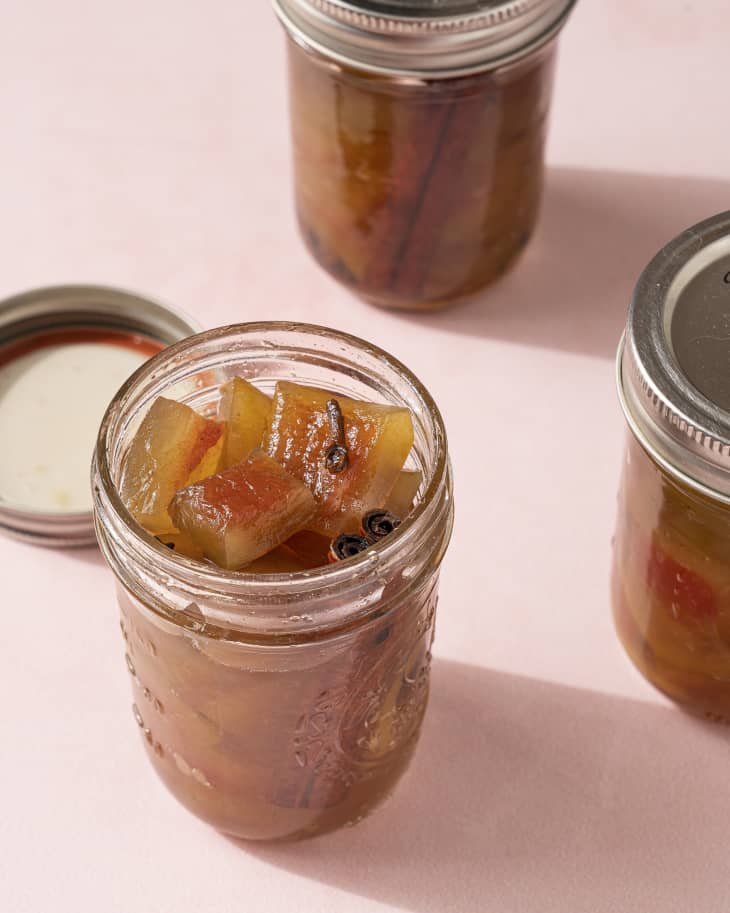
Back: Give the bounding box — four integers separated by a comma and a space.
264, 381, 414, 536
647, 538, 718, 623
155, 532, 206, 562
120, 397, 224, 535
282, 531, 332, 569
168, 449, 317, 570
244, 546, 309, 574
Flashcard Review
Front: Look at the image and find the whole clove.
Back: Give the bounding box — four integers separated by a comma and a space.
325, 398, 349, 473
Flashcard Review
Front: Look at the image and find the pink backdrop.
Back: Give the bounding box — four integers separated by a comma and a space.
2, 2, 729, 911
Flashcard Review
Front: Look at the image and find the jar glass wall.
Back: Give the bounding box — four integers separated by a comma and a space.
287, 38, 556, 311
612, 434, 730, 722
612, 211, 730, 722
93, 323, 453, 841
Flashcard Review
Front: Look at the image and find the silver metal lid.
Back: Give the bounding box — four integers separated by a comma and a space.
0, 285, 199, 547
617, 211, 730, 502
273, 0, 577, 77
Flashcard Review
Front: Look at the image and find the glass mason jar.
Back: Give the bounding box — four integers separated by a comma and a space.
612, 212, 730, 722
273, 0, 577, 311
92, 322, 454, 841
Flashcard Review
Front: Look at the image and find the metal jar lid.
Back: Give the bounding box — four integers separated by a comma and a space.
0, 285, 199, 547
617, 211, 730, 502
273, 0, 577, 77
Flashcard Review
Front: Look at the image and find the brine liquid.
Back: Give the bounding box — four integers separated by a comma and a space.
612, 436, 730, 720
118, 575, 438, 840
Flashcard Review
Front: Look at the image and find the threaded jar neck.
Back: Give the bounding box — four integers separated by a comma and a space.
273, 0, 576, 77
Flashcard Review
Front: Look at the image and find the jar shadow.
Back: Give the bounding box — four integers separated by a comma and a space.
63, 544, 107, 566
244, 657, 730, 913
394, 167, 730, 359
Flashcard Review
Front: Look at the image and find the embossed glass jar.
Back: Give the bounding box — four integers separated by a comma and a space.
92, 322, 453, 841
274, 0, 576, 311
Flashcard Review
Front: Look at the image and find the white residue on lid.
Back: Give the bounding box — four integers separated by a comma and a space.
0, 342, 148, 512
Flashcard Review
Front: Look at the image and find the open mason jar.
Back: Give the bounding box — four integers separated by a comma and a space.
613, 213, 730, 722
92, 322, 453, 840
273, 0, 576, 311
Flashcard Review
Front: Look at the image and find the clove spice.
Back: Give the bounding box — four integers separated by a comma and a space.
325, 398, 349, 473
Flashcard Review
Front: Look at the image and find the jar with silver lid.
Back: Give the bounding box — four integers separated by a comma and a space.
613, 212, 730, 721
273, 0, 577, 311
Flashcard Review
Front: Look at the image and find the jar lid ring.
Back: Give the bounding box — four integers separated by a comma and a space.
274, 0, 576, 76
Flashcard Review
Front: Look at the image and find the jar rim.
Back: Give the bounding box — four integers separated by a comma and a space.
93, 321, 453, 639
273, 0, 576, 77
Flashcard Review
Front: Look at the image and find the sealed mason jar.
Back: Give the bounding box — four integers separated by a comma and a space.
92, 322, 453, 840
613, 212, 730, 722
273, 0, 576, 311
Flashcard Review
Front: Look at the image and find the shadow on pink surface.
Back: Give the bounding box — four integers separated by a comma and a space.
248, 658, 730, 913
397, 168, 730, 358
65, 545, 107, 566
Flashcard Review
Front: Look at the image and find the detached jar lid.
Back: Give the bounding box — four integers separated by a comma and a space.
618, 211, 730, 501
273, 0, 577, 76
0, 285, 199, 547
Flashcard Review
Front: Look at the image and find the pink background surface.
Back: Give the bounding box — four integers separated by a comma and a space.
2, 1, 730, 910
